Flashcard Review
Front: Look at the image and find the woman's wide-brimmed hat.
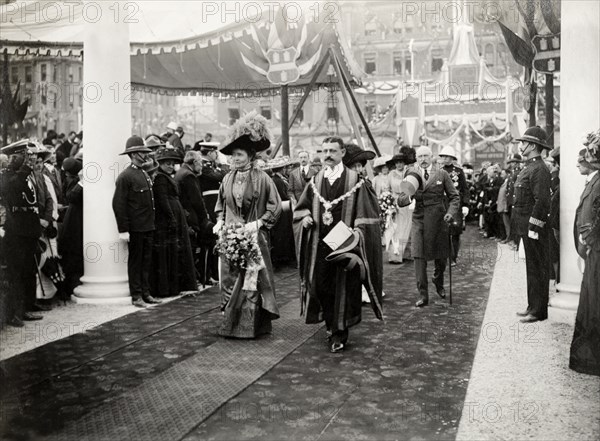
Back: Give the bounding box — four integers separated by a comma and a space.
583, 128, 600, 165
155, 147, 183, 163
120, 136, 152, 155
515, 126, 551, 150
386, 153, 406, 168
264, 156, 294, 171
220, 111, 272, 156
35, 145, 53, 163
373, 155, 392, 171
343, 143, 376, 167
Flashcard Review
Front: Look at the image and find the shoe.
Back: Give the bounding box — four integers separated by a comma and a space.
499, 239, 509, 244
8, 317, 24, 327
23, 312, 43, 321
132, 299, 148, 308
436, 287, 446, 299
330, 342, 345, 353
415, 299, 428, 308
515, 310, 530, 317
142, 295, 162, 304
520, 314, 542, 323
31, 302, 52, 312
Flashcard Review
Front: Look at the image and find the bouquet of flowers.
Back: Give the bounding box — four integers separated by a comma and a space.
214, 222, 265, 290
378, 191, 397, 234
214, 222, 261, 270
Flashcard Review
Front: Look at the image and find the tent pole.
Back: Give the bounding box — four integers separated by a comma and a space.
335, 53, 381, 156
330, 48, 364, 150
269, 50, 331, 158
281, 85, 290, 156
545, 73, 554, 148
2, 50, 9, 146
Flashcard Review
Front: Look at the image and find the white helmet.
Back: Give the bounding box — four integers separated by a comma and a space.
438, 145, 457, 159
166, 121, 178, 131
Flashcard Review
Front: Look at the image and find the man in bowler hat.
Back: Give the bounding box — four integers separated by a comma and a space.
112, 136, 160, 307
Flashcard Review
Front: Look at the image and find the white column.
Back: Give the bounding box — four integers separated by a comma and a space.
73, 2, 131, 304
552, 0, 600, 310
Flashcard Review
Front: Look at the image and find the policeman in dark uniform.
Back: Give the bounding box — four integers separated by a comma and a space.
504, 153, 523, 246
112, 136, 160, 307
195, 141, 226, 284
0, 140, 44, 326
512, 127, 552, 323
438, 145, 470, 264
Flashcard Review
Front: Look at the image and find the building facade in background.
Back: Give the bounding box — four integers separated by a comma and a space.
3, 1, 524, 160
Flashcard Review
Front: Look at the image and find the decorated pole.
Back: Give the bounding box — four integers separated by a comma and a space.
2, 50, 9, 145
330, 49, 364, 150
270, 50, 331, 158
281, 85, 290, 157
545, 74, 554, 147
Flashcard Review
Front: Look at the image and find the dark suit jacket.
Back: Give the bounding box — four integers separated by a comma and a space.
411, 165, 460, 260
575, 172, 600, 257
175, 164, 213, 235
288, 165, 317, 203
112, 165, 155, 233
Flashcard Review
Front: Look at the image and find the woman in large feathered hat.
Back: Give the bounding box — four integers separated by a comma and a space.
215, 111, 282, 339
569, 128, 600, 377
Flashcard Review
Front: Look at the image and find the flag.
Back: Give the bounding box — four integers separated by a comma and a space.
496, 0, 561, 67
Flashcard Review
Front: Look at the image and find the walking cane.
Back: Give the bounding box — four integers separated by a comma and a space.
447, 220, 455, 306
34, 254, 47, 299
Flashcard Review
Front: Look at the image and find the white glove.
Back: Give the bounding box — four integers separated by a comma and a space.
244, 220, 262, 233
462, 207, 469, 217
40, 219, 49, 228
528, 230, 539, 240
212, 220, 223, 235
119, 232, 130, 242
0, 227, 4, 238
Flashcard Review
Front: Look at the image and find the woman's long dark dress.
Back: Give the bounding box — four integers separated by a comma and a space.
57, 178, 83, 296
569, 174, 600, 376
150, 169, 196, 297
215, 165, 282, 338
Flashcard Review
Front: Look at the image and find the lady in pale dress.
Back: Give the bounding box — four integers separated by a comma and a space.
385, 148, 416, 263
372, 156, 391, 196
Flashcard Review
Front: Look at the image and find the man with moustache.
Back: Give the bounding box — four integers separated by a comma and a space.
0, 141, 44, 326
175, 150, 214, 285
288, 150, 317, 204
411, 146, 460, 307
438, 145, 470, 264
293, 137, 383, 353
112, 136, 160, 308
512, 126, 552, 323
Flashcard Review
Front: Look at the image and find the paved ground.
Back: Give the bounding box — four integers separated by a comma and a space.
0, 227, 598, 440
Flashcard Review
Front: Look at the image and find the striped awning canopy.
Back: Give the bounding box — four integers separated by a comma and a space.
1, 1, 364, 96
